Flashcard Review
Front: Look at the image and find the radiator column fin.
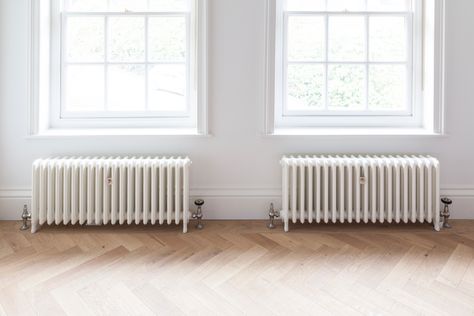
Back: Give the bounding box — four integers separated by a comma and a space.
346, 157, 353, 224
323, 160, 329, 224
370, 158, 377, 224
362, 159, 369, 224
339, 159, 345, 224
299, 160, 305, 224
282, 161, 289, 232
307, 160, 313, 224
291, 162, 297, 224
315, 160, 321, 224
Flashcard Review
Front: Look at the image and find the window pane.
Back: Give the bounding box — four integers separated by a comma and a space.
287, 64, 325, 110
148, 17, 186, 62
369, 65, 406, 110
64, 65, 104, 111
285, 0, 326, 11
370, 17, 407, 62
66, 17, 104, 62
288, 16, 325, 62
64, 0, 107, 12
328, 65, 365, 109
107, 65, 146, 111
149, 0, 188, 11
148, 65, 187, 112
109, 17, 145, 62
108, 0, 148, 12
328, 16, 365, 62
64, 0, 188, 12
327, 0, 366, 11
367, 0, 410, 11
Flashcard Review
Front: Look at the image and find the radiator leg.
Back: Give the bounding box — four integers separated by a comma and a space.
283, 214, 289, 232
31, 221, 40, 234
279, 209, 289, 232
183, 221, 188, 234
183, 212, 189, 234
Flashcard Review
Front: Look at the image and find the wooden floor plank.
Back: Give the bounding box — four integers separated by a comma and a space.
0, 220, 474, 315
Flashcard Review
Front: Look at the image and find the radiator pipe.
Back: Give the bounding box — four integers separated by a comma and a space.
267, 203, 279, 229
20, 205, 31, 231
192, 199, 204, 230
441, 198, 452, 229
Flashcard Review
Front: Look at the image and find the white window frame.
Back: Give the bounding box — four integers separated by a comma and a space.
264, 0, 446, 135
28, 0, 208, 136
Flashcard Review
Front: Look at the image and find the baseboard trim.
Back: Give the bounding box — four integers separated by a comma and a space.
439, 186, 474, 197
1, 186, 473, 220
0, 188, 32, 199
1, 186, 473, 198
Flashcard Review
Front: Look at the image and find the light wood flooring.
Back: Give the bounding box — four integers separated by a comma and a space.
1, 220, 474, 316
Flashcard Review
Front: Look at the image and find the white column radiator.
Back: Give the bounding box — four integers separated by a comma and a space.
281, 155, 440, 232
31, 157, 191, 233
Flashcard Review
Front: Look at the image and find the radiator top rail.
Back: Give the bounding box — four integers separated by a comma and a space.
33, 156, 192, 164
281, 155, 439, 166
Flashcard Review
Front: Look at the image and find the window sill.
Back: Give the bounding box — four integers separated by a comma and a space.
26, 128, 210, 139
268, 127, 445, 137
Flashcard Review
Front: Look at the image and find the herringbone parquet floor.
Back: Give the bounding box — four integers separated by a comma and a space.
1, 220, 474, 316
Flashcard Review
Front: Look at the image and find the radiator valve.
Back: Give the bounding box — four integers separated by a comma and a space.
441, 198, 452, 229
20, 205, 31, 231
192, 199, 204, 230
267, 203, 279, 229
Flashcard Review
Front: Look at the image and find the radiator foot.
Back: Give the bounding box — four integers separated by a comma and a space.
278, 209, 289, 232
31, 222, 40, 233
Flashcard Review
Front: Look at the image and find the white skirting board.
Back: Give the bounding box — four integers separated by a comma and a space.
1, 187, 474, 220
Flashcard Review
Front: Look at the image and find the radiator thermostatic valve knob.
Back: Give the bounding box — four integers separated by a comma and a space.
441, 198, 452, 229
192, 199, 204, 230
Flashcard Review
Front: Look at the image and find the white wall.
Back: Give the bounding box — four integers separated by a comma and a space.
1, 0, 474, 220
